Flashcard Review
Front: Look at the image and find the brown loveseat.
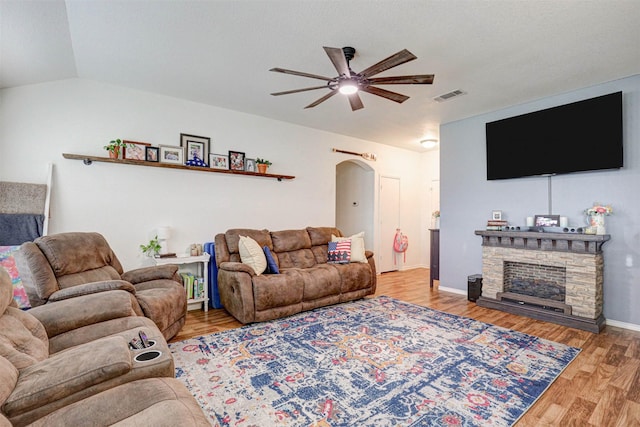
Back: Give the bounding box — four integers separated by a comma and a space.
214, 226, 376, 324
0, 268, 209, 426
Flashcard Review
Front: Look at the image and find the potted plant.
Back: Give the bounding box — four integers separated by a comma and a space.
140, 235, 162, 257
256, 158, 272, 174
103, 138, 128, 159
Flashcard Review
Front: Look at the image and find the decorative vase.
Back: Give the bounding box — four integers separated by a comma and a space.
257, 164, 268, 174
589, 214, 606, 235
434, 217, 440, 229
108, 149, 120, 159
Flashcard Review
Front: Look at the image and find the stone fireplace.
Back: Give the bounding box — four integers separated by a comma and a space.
474, 230, 610, 332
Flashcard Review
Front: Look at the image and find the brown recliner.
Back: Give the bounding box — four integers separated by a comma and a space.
16, 232, 187, 340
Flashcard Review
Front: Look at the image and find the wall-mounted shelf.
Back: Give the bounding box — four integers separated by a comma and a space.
62, 153, 295, 181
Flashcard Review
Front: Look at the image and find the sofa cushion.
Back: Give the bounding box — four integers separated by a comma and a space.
252, 271, 303, 311
332, 232, 367, 263
0, 306, 49, 370
298, 265, 341, 301
306, 227, 342, 246
0, 356, 18, 407
238, 236, 267, 275
263, 246, 280, 274
271, 229, 311, 252
225, 229, 272, 254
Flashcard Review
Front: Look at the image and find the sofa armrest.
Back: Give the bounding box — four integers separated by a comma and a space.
28, 290, 137, 339
219, 261, 256, 276
4, 335, 131, 423
121, 265, 180, 284
365, 250, 374, 259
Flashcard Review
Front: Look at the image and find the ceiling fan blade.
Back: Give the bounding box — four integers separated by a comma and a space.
368, 74, 435, 85
359, 49, 417, 78
348, 93, 364, 111
305, 91, 338, 109
361, 86, 410, 104
271, 85, 329, 96
323, 47, 350, 77
269, 67, 334, 82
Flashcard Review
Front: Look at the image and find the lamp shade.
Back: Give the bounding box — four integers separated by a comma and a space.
157, 226, 171, 240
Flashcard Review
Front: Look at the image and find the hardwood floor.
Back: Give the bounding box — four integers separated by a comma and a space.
170, 268, 640, 426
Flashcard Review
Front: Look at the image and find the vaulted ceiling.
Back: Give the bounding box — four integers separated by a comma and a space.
2, 0, 639, 151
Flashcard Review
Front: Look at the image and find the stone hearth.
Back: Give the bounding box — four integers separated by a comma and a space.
474, 230, 610, 332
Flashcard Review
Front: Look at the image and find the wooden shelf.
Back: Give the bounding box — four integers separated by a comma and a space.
62, 153, 295, 181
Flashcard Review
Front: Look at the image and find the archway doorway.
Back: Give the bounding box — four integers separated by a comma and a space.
335, 160, 375, 259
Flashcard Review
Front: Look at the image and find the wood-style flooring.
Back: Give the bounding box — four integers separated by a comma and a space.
170, 268, 640, 426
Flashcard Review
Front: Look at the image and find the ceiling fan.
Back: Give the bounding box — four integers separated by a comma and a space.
269, 46, 434, 111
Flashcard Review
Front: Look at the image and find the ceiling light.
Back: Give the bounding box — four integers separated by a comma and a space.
420, 139, 438, 149
338, 79, 358, 95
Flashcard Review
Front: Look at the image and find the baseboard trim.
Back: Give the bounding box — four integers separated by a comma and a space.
437, 285, 466, 296
605, 318, 640, 331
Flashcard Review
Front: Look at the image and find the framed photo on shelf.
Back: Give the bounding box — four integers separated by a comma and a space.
492, 210, 502, 220
245, 158, 256, 172
209, 153, 228, 170
534, 214, 560, 227
228, 150, 245, 171
159, 145, 184, 165
123, 140, 150, 160
180, 133, 210, 162
145, 146, 159, 162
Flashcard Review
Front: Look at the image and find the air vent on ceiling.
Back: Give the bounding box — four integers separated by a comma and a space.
433, 89, 467, 102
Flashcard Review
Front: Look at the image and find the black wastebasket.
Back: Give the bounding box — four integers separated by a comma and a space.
468, 274, 482, 302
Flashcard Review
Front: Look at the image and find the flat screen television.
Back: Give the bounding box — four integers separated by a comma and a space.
485, 91, 623, 180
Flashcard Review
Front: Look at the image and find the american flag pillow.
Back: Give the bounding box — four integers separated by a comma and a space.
327, 239, 351, 264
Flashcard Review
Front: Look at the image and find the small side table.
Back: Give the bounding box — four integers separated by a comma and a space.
154, 254, 210, 312
429, 229, 440, 288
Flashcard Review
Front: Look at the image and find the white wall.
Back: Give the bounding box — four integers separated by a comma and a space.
440, 74, 640, 327
0, 78, 434, 271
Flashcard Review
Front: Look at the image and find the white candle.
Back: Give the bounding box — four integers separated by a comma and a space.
526, 217, 534, 227
560, 217, 568, 227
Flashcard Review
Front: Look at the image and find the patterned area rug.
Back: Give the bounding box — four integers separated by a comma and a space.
170, 296, 580, 426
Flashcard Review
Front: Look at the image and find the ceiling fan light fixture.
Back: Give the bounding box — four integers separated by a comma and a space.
420, 138, 438, 148
338, 79, 359, 95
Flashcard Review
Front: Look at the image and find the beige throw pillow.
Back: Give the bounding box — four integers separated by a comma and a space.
238, 235, 267, 275
332, 231, 367, 263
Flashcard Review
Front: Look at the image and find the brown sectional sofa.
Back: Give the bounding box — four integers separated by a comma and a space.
0, 268, 210, 426
214, 226, 377, 324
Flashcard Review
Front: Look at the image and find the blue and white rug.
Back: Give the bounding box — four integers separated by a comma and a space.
170, 296, 580, 426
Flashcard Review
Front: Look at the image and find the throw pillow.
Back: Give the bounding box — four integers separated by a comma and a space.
238, 236, 267, 275
327, 239, 351, 264
263, 246, 280, 274
332, 231, 366, 263
0, 246, 31, 309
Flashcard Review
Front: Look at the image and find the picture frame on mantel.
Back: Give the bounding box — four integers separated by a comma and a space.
535, 214, 560, 227
180, 133, 210, 162
159, 145, 184, 165
123, 140, 150, 161
209, 153, 228, 170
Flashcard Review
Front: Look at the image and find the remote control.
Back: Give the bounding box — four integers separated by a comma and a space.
139, 331, 150, 348
129, 337, 144, 349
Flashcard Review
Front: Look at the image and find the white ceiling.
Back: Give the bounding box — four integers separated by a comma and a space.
2, 0, 639, 152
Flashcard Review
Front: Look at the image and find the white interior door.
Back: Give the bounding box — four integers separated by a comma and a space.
379, 176, 400, 273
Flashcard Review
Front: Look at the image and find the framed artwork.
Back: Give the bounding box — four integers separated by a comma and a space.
180, 133, 210, 162
228, 150, 245, 171
159, 145, 184, 164
123, 140, 150, 160
535, 214, 560, 227
492, 210, 502, 220
209, 153, 228, 170
145, 146, 159, 162
245, 158, 256, 172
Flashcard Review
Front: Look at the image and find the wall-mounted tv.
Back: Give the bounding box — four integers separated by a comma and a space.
485, 91, 623, 180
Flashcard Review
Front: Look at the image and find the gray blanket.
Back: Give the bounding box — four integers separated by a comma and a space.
0, 213, 44, 245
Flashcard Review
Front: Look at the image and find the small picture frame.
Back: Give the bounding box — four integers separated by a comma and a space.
245, 158, 256, 172
228, 150, 245, 171
209, 153, 228, 170
492, 210, 502, 221
145, 146, 159, 162
180, 133, 210, 162
535, 214, 560, 227
159, 145, 184, 165
123, 140, 150, 160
